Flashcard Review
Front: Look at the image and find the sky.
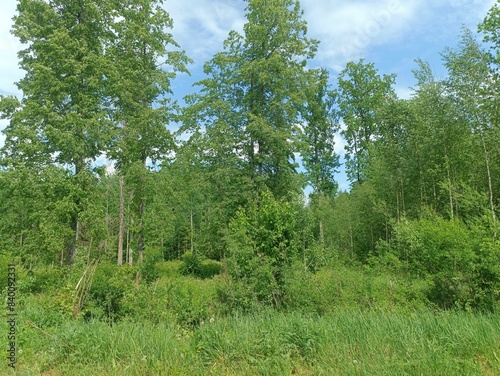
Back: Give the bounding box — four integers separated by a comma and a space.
0, 0, 496, 191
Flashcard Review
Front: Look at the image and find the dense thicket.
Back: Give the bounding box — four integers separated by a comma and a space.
1, 0, 500, 313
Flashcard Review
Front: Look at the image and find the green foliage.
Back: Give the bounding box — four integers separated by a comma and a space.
2, 7, 500, 375
120, 277, 216, 328
166, 278, 216, 328
87, 262, 136, 322
199, 259, 224, 279
300, 68, 340, 197
336, 59, 396, 184
153, 260, 183, 278
281, 264, 326, 314
180, 251, 223, 279
136, 247, 164, 283
379, 216, 500, 311
185, 0, 318, 199
121, 276, 217, 328
302, 241, 332, 273
4, 308, 500, 375
224, 191, 300, 308
180, 251, 202, 276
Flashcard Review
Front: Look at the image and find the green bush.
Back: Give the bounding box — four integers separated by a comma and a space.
138, 247, 164, 283
120, 281, 173, 324
120, 276, 217, 328
180, 252, 222, 279
180, 251, 202, 276
153, 260, 182, 278
224, 191, 301, 308
29, 265, 66, 293
87, 261, 136, 322
282, 264, 325, 314
199, 259, 223, 279
378, 215, 500, 311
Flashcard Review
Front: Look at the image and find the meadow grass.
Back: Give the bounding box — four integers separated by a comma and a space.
1, 261, 499, 375
1, 308, 499, 375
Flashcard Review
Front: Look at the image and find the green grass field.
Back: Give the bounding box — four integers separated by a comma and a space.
1, 261, 500, 375
2, 310, 500, 375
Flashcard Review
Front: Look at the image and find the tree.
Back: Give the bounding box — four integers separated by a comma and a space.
410, 59, 473, 219
186, 0, 318, 200
442, 28, 498, 233
300, 68, 339, 244
479, 0, 500, 63
225, 190, 300, 308
336, 59, 396, 185
1, 0, 113, 264
106, 0, 191, 264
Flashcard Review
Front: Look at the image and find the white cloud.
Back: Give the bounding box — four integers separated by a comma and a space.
415, 0, 496, 45
302, 0, 495, 71
105, 164, 116, 176
166, 0, 245, 67
334, 121, 348, 156
0, 0, 23, 97
395, 85, 413, 100
0, 119, 7, 146
303, 0, 421, 70
334, 132, 347, 156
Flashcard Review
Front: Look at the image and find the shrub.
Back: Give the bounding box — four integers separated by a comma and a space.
282, 264, 325, 314
138, 247, 164, 283
153, 260, 182, 278
379, 215, 500, 311
180, 252, 223, 279
87, 261, 136, 322
224, 191, 301, 309
199, 259, 223, 279
180, 251, 202, 276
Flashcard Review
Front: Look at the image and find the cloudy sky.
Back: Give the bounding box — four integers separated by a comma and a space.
0, 0, 496, 189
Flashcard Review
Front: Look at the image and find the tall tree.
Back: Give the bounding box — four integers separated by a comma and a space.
442, 28, 498, 232
186, 0, 319, 200
300, 68, 339, 244
336, 59, 396, 185
410, 59, 472, 219
1, 0, 112, 264
106, 0, 191, 264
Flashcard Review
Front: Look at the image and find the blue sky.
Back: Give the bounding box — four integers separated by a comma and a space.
0, 0, 496, 190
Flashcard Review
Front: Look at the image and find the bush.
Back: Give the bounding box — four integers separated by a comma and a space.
153, 260, 182, 278
224, 191, 301, 309
282, 264, 325, 314
120, 281, 173, 324
199, 259, 223, 279
180, 252, 223, 279
378, 215, 500, 312
180, 251, 202, 276
87, 261, 136, 322
138, 247, 164, 283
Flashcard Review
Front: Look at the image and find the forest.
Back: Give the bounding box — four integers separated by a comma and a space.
1, 0, 500, 374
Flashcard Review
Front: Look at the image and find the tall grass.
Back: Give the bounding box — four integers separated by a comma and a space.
2, 308, 499, 375
1, 261, 499, 374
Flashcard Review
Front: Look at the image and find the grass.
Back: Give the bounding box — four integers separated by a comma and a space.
1, 260, 499, 375
1, 309, 499, 375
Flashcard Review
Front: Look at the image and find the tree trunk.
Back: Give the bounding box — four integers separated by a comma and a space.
482, 135, 497, 237
66, 218, 79, 265
127, 195, 134, 266
137, 161, 146, 264
190, 205, 194, 253
66, 159, 84, 265
318, 192, 324, 246
447, 164, 454, 219
117, 175, 125, 266
319, 219, 324, 246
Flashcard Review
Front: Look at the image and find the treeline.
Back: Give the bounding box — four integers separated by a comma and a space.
1, 0, 500, 312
